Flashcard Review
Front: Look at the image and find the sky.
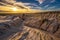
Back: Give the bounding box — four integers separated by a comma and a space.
0, 0, 60, 11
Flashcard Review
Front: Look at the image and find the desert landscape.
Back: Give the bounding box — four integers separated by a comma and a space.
0, 11, 60, 40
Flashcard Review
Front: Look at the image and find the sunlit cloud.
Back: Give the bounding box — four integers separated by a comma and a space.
23, 3, 38, 8
0, 0, 41, 13
0, 0, 59, 11
1, 0, 16, 3
0, 0, 30, 9
36, 0, 45, 4
0, 0, 40, 10
14, 2, 30, 9
36, 0, 55, 4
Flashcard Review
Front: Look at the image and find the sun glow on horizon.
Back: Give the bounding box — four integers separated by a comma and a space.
0, 6, 41, 13
11, 7, 18, 11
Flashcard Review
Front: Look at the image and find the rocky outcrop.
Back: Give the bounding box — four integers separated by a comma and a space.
0, 12, 60, 40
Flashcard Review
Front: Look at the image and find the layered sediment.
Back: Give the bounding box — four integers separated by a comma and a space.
0, 12, 60, 40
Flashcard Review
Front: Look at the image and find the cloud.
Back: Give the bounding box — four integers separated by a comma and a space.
47, 6, 56, 10
44, 5, 49, 8
0, 0, 30, 9
51, 0, 55, 3
46, 6, 60, 11
14, 2, 43, 10
0, 0, 57, 10
0, 0, 16, 6
23, 3, 39, 10
36, 0, 55, 4
0, 0, 16, 4
14, 2, 30, 9
36, 0, 45, 4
